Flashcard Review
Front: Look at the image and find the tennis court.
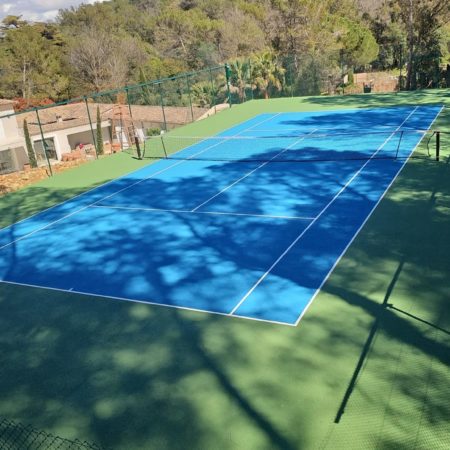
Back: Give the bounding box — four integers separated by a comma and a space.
0, 105, 442, 326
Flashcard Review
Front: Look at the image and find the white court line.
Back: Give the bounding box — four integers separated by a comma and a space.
238, 126, 406, 136
293, 104, 445, 326
191, 128, 319, 212
1, 107, 439, 327
90, 204, 315, 220
0, 114, 275, 235
0, 113, 281, 252
0, 279, 297, 327
229, 106, 420, 317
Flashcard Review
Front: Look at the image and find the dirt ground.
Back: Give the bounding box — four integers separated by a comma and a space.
0, 159, 89, 196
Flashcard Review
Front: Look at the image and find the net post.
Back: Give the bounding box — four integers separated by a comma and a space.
160, 135, 168, 158
35, 109, 53, 176
436, 131, 440, 161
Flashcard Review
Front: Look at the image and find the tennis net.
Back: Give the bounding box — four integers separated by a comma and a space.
141, 129, 438, 163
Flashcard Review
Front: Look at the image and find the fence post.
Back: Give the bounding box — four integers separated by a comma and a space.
248, 59, 254, 100
225, 63, 232, 107
125, 86, 139, 151
84, 97, 98, 159
35, 109, 53, 176
158, 82, 168, 131
208, 68, 217, 114
125, 86, 134, 120
291, 63, 295, 98
185, 74, 194, 122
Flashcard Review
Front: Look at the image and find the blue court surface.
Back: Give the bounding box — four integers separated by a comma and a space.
0, 105, 442, 325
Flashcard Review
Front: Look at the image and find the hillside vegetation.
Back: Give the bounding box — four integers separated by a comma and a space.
0, 0, 449, 106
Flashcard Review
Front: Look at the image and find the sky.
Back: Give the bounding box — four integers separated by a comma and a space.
0, 1, 107, 23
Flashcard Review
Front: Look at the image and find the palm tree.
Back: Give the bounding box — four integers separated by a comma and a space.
229, 59, 251, 102
251, 51, 285, 99
191, 81, 213, 107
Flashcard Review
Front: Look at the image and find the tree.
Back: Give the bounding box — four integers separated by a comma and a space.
96, 106, 104, 155
215, 6, 266, 61
153, 6, 220, 68
191, 81, 214, 107
66, 27, 146, 92
0, 21, 68, 102
397, 0, 449, 89
338, 17, 379, 68
229, 59, 251, 102
23, 119, 37, 168
250, 51, 285, 99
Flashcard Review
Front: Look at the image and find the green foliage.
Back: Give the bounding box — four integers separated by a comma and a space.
229, 59, 251, 102
367, 0, 449, 89
0, 15, 27, 30
96, 106, 104, 156
23, 120, 37, 168
191, 81, 215, 107
0, 0, 448, 100
338, 17, 379, 67
137, 68, 155, 106
0, 21, 69, 101
146, 127, 161, 136
250, 51, 285, 99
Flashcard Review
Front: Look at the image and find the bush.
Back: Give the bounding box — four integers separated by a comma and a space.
146, 127, 161, 136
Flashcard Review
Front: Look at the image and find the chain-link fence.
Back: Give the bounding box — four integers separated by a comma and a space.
0, 66, 229, 176
227, 45, 449, 104
0, 417, 106, 450
1, 51, 448, 177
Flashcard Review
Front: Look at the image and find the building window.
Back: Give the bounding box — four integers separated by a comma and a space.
34, 138, 57, 161
0, 149, 14, 174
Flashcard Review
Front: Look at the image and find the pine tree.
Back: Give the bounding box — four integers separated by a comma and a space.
96, 106, 104, 155
23, 119, 37, 168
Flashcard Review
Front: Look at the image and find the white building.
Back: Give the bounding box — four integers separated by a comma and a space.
0, 100, 28, 173
0, 100, 209, 174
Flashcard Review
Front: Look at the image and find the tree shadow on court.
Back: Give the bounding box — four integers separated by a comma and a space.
0, 183, 309, 449
314, 153, 450, 448
0, 268, 309, 449
0, 116, 449, 449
